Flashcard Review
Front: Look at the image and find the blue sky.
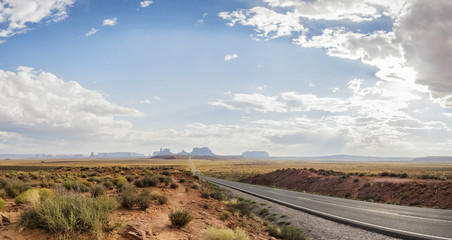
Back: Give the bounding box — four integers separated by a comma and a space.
1, 0, 452, 157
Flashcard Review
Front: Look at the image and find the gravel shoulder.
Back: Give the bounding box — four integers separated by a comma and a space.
219, 184, 401, 240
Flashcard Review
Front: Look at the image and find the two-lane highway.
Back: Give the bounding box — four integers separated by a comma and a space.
190, 158, 452, 239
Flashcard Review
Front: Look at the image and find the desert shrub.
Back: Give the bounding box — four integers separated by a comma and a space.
134, 175, 158, 188
0, 197, 6, 211
126, 175, 135, 182
353, 178, 359, 183
20, 193, 117, 235
0, 178, 9, 189
179, 179, 185, 183
201, 191, 210, 199
193, 175, 200, 180
15, 188, 39, 205
113, 176, 127, 186
191, 183, 200, 189
103, 181, 114, 190
38, 188, 53, 202
5, 181, 32, 197
203, 202, 210, 209
210, 190, 225, 201
267, 225, 305, 240
118, 185, 138, 209
226, 199, 254, 217
380, 172, 389, 177
400, 173, 408, 178
162, 170, 170, 176
136, 189, 153, 210
157, 194, 168, 204
62, 180, 89, 192
220, 210, 232, 220
170, 183, 179, 189
90, 185, 106, 198
169, 209, 192, 228
259, 208, 269, 216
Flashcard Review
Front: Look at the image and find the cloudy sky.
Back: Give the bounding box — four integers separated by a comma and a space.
1, 0, 452, 157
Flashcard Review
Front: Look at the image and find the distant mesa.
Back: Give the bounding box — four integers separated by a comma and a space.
411, 156, 452, 162
152, 147, 215, 157
190, 147, 215, 156
241, 151, 270, 158
153, 148, 173, 157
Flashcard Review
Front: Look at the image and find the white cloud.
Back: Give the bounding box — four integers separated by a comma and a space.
395, 1, 452, 107
224, 53, 238, 61
219, 6, 307, 39
263, 0, 406, 22
0, 0, 74, 41
219, 0, 452, 109
140, 1, 153, 8
196, 12, 208, 25
102, 18, 117, 27
140, 99, 151, 104
210, 92, 350, 113
0, 67, 143, 142
85, 27, 98, 37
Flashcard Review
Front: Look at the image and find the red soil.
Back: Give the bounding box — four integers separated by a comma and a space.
242, 168, 452, 209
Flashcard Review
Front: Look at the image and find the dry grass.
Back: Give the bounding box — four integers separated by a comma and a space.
192, 159, 452, 181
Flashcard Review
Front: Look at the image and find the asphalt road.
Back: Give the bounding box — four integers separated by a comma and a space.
190, 158, 452, 240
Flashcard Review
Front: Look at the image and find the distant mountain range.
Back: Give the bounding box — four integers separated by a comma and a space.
0, 152, 145, 159
411, 156, 452, 162
2, 150, 452, 162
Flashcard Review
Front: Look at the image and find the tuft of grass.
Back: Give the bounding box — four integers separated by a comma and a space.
118, 185, 138, 209
20, 193, 117, 236
169, 209, 192, 228
5, 181, 32, 198
220, 210, 232, 220
90, 185, 106, 198
136, 189, 153, 210
204, 227, 250, 240
226, 199, 254, 217
157, 194, 168, 205
0, 197, 5, 211
266, 224, 305, 240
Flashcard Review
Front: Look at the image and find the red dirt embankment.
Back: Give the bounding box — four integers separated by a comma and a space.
242, 169, 452, 209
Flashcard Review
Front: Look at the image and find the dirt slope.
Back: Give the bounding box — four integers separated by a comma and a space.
242, 168, 452, 209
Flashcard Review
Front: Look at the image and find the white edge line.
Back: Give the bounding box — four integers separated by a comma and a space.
204, 177, 452, 240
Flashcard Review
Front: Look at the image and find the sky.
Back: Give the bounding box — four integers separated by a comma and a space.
0, 0, 452, 157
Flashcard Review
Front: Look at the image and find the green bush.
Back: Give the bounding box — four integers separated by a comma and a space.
210, 190, 225, 201
266, 225, 305, 240
90, 185, 106, 198
15, 188, 40, 205
169, 209, 192, 228
226, 199, 254, 217
113, 176, 127, 186
118, 185, 138, 209
20, 193, 117, 235
220, 210, 232, 220
170, 183, 179, 189
136, 189, 153, 210
62, 180, 89, 192
158, 194, 168, 205
134, 175, 158, 188
5, 181, 32, 197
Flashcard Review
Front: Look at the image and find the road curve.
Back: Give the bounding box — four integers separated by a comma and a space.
190, 158, 452, 240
